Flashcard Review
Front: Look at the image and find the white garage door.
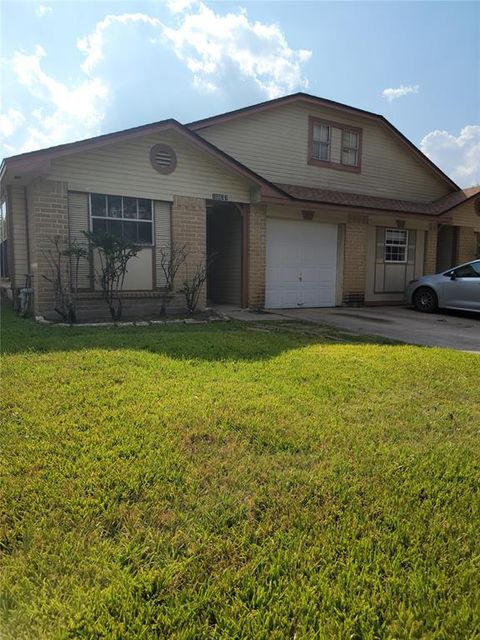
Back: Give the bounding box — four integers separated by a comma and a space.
265, 218, 338, 309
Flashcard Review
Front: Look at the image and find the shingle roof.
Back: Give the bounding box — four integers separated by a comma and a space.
275, 183, 480, 216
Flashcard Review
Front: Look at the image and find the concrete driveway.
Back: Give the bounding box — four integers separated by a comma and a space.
274, 306, 480, 352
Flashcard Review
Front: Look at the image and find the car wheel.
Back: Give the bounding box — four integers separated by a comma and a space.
413, 287, 438, 313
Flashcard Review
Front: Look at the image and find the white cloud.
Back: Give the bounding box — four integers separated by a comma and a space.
36, 4, 52, 17
3, 2, 311, 157
162, 2, 311, 98
10, 45, 107, 153
382, 84, 419, 102
78, 3, 311, 98
0, 108, 25, 138
420, 125, 480, 187
77, 13, 163, 74
166, 0, 198, 14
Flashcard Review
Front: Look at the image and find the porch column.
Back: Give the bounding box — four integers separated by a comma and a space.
342, 214, 368, 305
171, 195, 207, 309
424, 223, 438, 274
248, 204, 266, 309
29, 178, 69, 318
455, 226, 476, 264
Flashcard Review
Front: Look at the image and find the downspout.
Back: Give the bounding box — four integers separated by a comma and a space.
24, 186, 31, 274
5, 185, 15, 290
22, 185, 34, 315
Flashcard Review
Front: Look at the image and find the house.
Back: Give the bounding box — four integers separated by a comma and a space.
1, 92, 479, 320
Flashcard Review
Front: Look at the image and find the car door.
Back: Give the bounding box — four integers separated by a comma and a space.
443, 261, 480, 311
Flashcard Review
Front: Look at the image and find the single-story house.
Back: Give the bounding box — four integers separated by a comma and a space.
1, 92, 479, 320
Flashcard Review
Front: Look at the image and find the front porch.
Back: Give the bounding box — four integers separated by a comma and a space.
206, 201, 249, 308
436, 224, 478, 271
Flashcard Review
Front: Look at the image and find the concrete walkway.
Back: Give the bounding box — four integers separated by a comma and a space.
274, 306, 480, 352
212, 305, 287, 322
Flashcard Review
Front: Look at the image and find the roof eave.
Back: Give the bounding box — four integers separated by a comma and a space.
437, 191, 480, 218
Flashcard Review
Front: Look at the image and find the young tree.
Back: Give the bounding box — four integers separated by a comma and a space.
180, 254, 215, 316
83, 231, 138, 322
42, 237, 88, 323
157, 242, 188, 316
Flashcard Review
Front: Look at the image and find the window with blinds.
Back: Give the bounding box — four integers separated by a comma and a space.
90, 193, 153, 246
67, 191, 172, 290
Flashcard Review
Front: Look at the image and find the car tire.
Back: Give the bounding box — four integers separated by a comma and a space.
412, 287, 438, 313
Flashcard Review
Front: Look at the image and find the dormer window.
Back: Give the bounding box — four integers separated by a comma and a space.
308, 117, 362, 173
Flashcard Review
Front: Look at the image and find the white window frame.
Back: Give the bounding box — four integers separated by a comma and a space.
89, 193, 154, 247
341, 130, 359, 167
384, 228, 408, 263
312, 123, 331, 162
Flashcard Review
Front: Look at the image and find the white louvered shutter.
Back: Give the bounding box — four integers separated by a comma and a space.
68, 191, 90, 289
154, 201, 172, 288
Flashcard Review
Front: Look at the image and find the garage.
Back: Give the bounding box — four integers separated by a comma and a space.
265, 218, 338, 309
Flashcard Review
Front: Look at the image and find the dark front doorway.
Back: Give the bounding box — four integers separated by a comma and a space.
206, 202, 246, 306
436, 225, 457, 272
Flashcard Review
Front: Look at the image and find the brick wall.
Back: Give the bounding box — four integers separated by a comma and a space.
74, 292, 186, 322
455, 226, 476, 264
342, 214, 368, 305
424, 223, 438, 274
248, 204, 266, 309
28, 178, 69, 317
171, 195, 207, 308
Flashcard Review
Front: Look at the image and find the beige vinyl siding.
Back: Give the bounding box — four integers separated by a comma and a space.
330, 127, 342, 164
154, 200, 172, 288
451, 199, 480, 231
68, 191, 90, 288
9, 185, 29, 287
197, 102, 452, 202
48, 130, 252, 204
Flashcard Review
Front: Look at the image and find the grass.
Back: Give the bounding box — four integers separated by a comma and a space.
1, 304, 479, 639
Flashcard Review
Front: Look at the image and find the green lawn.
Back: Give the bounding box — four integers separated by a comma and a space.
1, 305, 479, 639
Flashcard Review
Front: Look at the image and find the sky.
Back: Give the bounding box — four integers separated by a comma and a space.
1, 0, 479, 187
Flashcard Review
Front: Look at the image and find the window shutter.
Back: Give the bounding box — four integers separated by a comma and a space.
68, 191, 90, 289
154, 201, 172, 288
407, 230, 416, 264
376, 227, 385, 264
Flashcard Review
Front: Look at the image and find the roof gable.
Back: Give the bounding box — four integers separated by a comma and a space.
0, 120, 286, 200
188, 92, 459, 192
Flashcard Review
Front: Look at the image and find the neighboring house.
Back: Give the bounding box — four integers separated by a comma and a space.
1, 92, 479, 320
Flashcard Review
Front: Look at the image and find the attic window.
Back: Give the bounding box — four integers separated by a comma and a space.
150, 144, 177, 175
308, 116, 362, 173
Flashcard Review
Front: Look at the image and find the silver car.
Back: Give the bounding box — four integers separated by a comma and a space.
406, 259, 480, 313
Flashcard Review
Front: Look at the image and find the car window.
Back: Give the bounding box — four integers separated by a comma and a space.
454, 263, 479, 278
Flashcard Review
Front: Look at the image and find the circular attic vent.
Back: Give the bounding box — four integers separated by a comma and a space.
150, 144, 177, 175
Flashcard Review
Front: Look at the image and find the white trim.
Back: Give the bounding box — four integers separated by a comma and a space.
384, 228, 408, 263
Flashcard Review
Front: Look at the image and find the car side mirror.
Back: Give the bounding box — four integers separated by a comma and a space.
450, 273, 456, 281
